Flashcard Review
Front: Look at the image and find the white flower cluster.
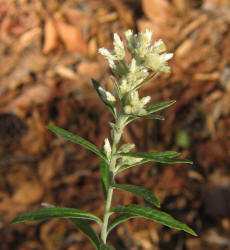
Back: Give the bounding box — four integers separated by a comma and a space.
99, 29, 173, 116
123, 91, 151, 115
99, 34, 125, 72
125, 29, 173, 73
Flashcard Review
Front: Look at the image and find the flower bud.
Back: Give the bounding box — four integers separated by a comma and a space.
103, 138, 111, 158
119, 144, 135, 153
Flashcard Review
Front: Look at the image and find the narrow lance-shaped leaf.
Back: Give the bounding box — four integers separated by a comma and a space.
111, 75, 121, 100
112, 184, 160, 208
146, 100, 176, 114
111, 205, 197, 236
100, 156, 109, 199
116, 158, 150, 173
11, 207, 102, 225
47, 126, 106, 161
71, 219, 100, 250
91, 79, 116, 118
133, 73, 159, 91
120, 152, 193, 164
126, 114, 164, 125
116, 151, 185, 174
118, 150, 181, 159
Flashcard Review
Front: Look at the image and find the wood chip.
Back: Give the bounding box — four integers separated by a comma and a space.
42, 17, 58, 54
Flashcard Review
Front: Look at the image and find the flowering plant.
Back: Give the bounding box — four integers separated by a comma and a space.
11, 29, 197, 249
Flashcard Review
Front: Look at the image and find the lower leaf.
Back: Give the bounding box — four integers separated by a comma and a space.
11, 207, 102, 224
112, 184, 160, 207
71, 219, 100, 250
111, 204, 197, 236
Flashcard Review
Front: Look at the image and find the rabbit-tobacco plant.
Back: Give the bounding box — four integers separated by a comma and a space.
12, 29, 197, 249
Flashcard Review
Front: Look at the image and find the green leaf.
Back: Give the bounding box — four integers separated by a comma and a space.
11, 207, 102, 224
112, 184, 160, 208
126, 114, 164, 124
100, 157, 109, 199
47, 126, 106, 161
107, 213, 136, 234
125, 101, 176, 124
71, 219, 100, 250
111, 76, 121, 100
127, 151, 180, 158
133, 73, 157, 91
120, 152, 192, 164
116, 151, 189, 173
117, 159, 150, 173
111, 205, 197, 236
140, 114, 165, 120
91, 79, 116, 118
146, 100, 176, 113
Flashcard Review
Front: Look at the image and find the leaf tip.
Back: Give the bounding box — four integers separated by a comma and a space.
10, 219, 16, 224
156, 202, 161, 208
189, 229, 198, 237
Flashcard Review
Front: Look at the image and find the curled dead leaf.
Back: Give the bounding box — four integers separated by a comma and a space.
12, 181, 44, 205
142, 0, 173, 23
5, 84, 53, 113
43, 18, 58, 54
55, 19, 88, 54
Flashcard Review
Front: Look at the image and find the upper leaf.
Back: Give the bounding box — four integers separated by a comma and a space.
111, 205, 197, 236
111, 75, 121, 100
112, 184, 160, 207
126, 113, 164, 124
132, 73, 157, 91
116, 158, 150, 173
146, 100, 176, 113
120, 152, 192, 164
47, 126, 106, 161
11, 207, 102, 224
71, 219, 100, 250
92, 79, 116, 118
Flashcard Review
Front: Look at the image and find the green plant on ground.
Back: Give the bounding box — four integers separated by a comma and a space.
11, 29, 197, 249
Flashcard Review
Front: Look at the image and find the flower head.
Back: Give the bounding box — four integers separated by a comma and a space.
99, 29, 173, 116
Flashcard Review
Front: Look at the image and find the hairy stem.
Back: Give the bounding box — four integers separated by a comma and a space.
100, 115, 124, 244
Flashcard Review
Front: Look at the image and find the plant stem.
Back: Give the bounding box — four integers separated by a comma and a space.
101, 187, 113, 243
100, 115, 124, 244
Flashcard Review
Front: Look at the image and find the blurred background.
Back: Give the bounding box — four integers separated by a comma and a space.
0, 0, 230, 249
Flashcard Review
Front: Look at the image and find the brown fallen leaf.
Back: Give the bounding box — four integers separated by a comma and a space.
13, 27, 42, 53
5, 84, 53, 114
109, 0, 134, 27
55, 18, 88, 54
61, 8, 89, 28
43, 18, 59, 54
12, 181, 44, 205
142, 0, 173, 23
77, 61, 101, 78
38, 149, 65, 183
88, 37, 98, 58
